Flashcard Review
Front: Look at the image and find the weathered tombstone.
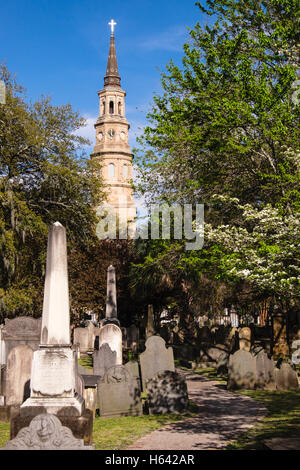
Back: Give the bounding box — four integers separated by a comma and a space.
146, 304, 155, 338
102, 265, 120, 326
73, 322, 97, 353
127, 324, 139, 352
83, 389, 98, 418
73, 328, 90, 352
98, 323, 122, 365
98, 365, 142, 418
93, 343, 117, 376
125, 361, 140, 379
199, 344, 228, 363
2, 316, 41, 361
272, 311, 289, 356
6, 345, 34, 406
216, 351, 230, 376
140, 336, 175, 390
255, 350, 276, 390
20, 223, 85, 417
227, 349, 256, 390
274, 361, 299, 390
239, 327, 251, 351
2, 413, 93, 450
146, 371, 189, 415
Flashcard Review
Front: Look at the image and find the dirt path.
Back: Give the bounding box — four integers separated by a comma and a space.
126, 371, 267, 450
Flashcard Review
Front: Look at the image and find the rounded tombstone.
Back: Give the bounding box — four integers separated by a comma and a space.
146, 370, 189, 415
99, 323, 122, 365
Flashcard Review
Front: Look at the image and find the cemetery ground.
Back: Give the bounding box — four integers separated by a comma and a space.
1, 363, 299, 450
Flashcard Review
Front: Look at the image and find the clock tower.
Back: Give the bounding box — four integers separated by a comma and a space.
91, 20, 136, 234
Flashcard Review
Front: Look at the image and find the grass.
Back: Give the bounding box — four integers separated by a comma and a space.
226, 388, 300, 449
0, 421, 10, 448
185, 366, 300, 450
0, 401, 198, 450
78, 355, 93, 369
93, 402, 198, 450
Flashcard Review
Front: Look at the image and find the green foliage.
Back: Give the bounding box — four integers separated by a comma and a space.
132, 0, 300, 312
0, 64, 103, 319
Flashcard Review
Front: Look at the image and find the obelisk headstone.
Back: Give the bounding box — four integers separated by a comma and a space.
21, 222, 84, 417
102, 265, 120, 326
146, 304, 155, 338
41, 222, 70, 345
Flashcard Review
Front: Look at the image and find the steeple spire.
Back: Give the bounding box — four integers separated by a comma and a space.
104, 19, 120, 87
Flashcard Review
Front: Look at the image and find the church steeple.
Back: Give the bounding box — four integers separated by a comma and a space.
104, 20, 121, 87
91, 19, 137, 236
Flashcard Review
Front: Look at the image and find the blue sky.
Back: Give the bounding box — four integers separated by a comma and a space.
1, 0, 206, 148
1, 0, 206, 216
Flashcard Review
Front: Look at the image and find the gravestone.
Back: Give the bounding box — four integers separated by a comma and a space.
102, 265, 119, 326
140, 336, 174, 390
83, 388, 98, 418
93, 343, 117, 377
21, 222, 84, 417
272, 312, 289, 356
146, 371, 189, 415
216, 351, 230, 376
199, 344, 228, 363
98, 324, 122, 365
127, 324, 139, 352
73, 323, 97, 353
6, 345, 34, 406
98, 365, 142, 418
2, 413, 93, 450
227, 349, 256, 390
239, 327, 251, 351
146, 304, 155, 338
125, 361, 140, 379
255, 350, 276, 390
274, 361, 299, 390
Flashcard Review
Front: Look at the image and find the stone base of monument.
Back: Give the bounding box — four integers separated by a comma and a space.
10, 408, 93, 445
20, 395, 85, 417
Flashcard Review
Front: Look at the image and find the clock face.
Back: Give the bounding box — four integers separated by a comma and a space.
97, 132, 103, 141
107, 129, 115, 139
120, 131, 126, 141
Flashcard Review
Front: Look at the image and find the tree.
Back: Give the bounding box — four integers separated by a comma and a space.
0, 64, 103, 319
132, 0, 300, 314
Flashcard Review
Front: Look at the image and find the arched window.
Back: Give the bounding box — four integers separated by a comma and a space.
109, 101, 114, 114
108, 163, 115, 178
122, 164, 128, 178
118, 102, 122, 115
102, 101, 106, 115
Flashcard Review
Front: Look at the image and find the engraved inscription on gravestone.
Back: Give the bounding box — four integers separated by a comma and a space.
31, 349, 75, 397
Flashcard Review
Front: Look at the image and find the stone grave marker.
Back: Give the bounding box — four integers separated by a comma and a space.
98, 323, 122, 365
239, 327, 251, 351
140, 335, 174, 390
146, 371, 189, 415
6, 345, 34, 406
275, 361, 299, 390
98, 365, 142, 418
2, 316, 41, 361
227, 349, 256, 390
2, 413, 93, 450
255, 350, 276, 390
93, 343, 117, 377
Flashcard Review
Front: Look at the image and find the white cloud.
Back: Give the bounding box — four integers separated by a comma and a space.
75, 114, 96, 145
